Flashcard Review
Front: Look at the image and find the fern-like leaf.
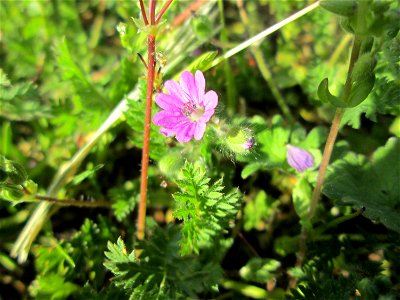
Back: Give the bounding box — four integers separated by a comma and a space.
173, 162, 241, 255
104, 225, 221, 299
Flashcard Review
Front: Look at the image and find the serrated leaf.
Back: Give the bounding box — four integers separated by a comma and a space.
104, 226, 221, 299
172, 162, 241, 254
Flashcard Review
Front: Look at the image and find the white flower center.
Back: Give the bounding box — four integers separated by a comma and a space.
182, 101, 204, 122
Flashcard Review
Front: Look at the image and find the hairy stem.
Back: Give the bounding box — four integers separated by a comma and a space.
137, 0, 157, 241
309, 37, 362, 219
308, 107, 344, 218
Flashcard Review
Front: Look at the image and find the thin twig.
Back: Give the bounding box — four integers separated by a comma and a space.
156, 0, 174, 24
149, 0, 156, 25
237, 231, 260, 257
137, 53, 148, 69
139, 0, 149, 25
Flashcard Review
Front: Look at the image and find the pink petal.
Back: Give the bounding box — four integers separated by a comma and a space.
160, 127, 175, 137
156, 93, 183, 110
195, 70, 205, 106
175, 123, 195, 143
164, 80, 191, 103
153, 110, 185, 127
203, 90, 218, 110
194, 122, 206, 140
199, 109, 215, 122
286, 145, 315, 173
180, 71, 198, 104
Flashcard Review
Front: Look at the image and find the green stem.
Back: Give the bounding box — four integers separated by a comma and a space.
308, 107, 344, 218
237, 0, 294, 124
309, 36, 362, 220
312, 208, 364, 238
88, 0, 106, 49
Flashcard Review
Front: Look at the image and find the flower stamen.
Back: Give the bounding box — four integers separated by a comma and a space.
182, 101, 197, 116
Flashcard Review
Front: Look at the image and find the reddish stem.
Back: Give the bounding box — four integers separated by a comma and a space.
149, 0, 156, 24
156, 0, 174, 24
137, 34, 156, 241
139, 0, 149, 25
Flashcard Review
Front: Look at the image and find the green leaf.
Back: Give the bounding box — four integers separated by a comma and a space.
65, 217, 118, 289
323, 137, 400, 232
29, 273, 79, 300
320, 0, 357, 17
70, 164, 104, 186
292, 176, 312, 224
184, 51, 218, 74
104, 225, 222, 299
239, 258, 281, 284
317, 78, 347, 107
108, 182, 138, 222
0, 183, 24, 201
347, 73, 375, 107
257, 115, 291, 168
173, 162, 241, 255
241, 162, 264, 179
54, 38, 107, 110
0, 69, 11, 86
0, 81, 50, 121
243, 190, 278, 231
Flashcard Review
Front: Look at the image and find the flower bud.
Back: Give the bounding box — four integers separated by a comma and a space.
286, 145, 314, 173
225, 126, 255, 155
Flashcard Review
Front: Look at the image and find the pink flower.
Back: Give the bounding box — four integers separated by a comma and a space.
286, 145, 314, 173
153, 70, 218, 143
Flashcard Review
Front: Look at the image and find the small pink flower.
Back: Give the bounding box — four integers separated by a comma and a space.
153, 70, 218, 143
286, 145, 314, 173
242, 137, 255, 150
